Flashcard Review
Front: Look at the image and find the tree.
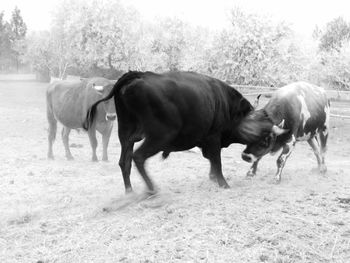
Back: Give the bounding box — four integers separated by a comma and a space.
24, 31, 53, 81
310, 17, 350, 90
150, 17, 187, 71
46, 0, 144, 76
318, 17, 350, 52
209, 7, 299, 86
10, 7, 27, 40
0, 11, 12, 71
9, 7, 27, 71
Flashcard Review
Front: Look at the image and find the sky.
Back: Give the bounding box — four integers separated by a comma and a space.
1, 0, 350, 36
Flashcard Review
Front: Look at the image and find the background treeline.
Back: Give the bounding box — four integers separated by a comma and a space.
0, 7, 27, 73
1, 0, 350, 89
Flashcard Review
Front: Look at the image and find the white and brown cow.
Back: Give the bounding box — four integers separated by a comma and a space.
240, 81, 330, 182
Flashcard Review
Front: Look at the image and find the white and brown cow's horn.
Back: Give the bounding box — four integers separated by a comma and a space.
272, 119, 288, 135
253, 94, 261, 109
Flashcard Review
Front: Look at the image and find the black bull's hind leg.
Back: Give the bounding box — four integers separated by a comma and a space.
118, 131, 136, 193
132, 129, 178, 194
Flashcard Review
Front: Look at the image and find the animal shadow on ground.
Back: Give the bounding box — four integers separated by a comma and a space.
102, 191, 172, 212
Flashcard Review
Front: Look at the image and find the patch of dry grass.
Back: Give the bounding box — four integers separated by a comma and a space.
0, 80, 350, 262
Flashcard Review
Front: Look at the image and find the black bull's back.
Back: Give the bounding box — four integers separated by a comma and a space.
119, 72, 252, 149
84, 71, 254, 193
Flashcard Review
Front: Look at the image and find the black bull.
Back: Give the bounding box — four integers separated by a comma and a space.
83, 71, 257, 193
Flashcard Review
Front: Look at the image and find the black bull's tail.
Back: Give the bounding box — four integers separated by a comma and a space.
82, 71, 144, 130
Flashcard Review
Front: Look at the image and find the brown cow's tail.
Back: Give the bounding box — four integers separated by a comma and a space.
82, 71, 145, 130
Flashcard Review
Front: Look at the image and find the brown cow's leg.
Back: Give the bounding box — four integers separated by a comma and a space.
88, 127, 98, 162
47, 117, 57, 160
62, 126, 73, 160
202, 138, 229, 188
101, 123, 113, 162
275, 136, 296, 182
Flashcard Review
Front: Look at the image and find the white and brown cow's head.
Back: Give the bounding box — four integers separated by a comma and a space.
240, 109, 289, 163
92, 83, 117, 121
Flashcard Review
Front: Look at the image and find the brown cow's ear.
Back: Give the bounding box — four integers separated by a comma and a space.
93, 84, 104, 94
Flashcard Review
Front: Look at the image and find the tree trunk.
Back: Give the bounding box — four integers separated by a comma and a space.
107, 54, 114, 69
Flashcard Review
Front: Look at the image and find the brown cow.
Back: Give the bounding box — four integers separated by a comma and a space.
46, 77, 116, 161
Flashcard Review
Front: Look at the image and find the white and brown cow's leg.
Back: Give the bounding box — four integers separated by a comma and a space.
275, 135, 296, 183
317, 102, 330, 174
307, 137, 322, 170
318, 131, 328, 174
62, 126, 74, 160
247, 159, 260, 177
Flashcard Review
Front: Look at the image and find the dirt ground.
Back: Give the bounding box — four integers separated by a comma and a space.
0, 78, 349, 263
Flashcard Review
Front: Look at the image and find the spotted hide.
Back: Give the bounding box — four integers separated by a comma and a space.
240, 81, 330, 182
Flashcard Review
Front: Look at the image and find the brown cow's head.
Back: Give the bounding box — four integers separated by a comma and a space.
93, 83, 117, 121
239, 109, 288, 162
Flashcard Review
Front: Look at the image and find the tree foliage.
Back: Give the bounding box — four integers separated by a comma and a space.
318, 17, 350, 52
0, 12, 12, 70
312, 17, 350, 90
208, 8, 304, 86
19, 2, 350, 89
0, 7, 27, 71
10, 6, 27, 41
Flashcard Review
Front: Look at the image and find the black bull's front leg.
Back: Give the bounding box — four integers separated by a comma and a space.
246, 159, 260, 177
201, 137, 230, 188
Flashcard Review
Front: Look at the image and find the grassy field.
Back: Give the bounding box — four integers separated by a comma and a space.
0, 78, 349, 263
